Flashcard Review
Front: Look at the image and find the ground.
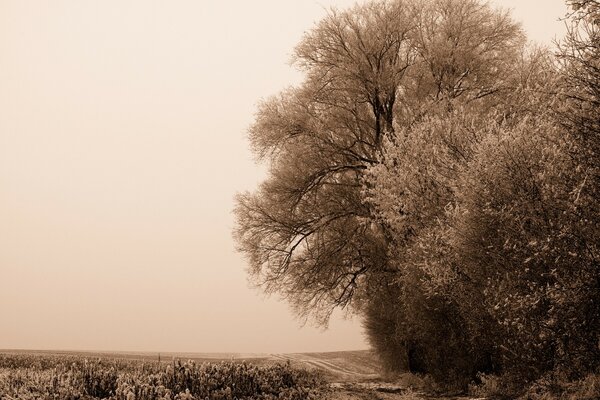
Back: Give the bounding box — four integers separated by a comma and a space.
0, 349, 484, 399
267, 351, 483, 400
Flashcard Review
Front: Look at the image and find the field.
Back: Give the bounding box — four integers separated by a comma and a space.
0, 350, 480, 400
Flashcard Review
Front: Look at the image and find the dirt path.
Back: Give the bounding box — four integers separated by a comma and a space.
270, 353, 486, 400
271, 353, 379, 380
324, 383, 486, 400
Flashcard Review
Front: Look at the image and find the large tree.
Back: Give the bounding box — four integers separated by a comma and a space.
235, 0, 600, 389
234, 0, 523, 325
235, 0, 417, 322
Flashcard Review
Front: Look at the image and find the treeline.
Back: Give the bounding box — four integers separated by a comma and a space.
234, 0, 599, 393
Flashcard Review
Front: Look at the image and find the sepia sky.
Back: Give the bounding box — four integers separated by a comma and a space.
1, 0, 568, 354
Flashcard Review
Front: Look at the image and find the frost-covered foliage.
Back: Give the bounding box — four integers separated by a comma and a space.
364, 0, 599, 388
235, 0, 521, 323
235, 0, 600, 392
0, 353, 325, 400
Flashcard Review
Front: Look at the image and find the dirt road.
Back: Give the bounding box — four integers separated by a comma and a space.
270, 351, 485, 400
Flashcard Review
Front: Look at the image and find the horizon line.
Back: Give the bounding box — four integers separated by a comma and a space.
0, 347, 372, 356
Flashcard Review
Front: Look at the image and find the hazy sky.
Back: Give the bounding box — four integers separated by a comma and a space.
1, 0, 568, 354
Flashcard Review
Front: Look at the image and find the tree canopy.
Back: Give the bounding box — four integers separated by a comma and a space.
235, 0, 522, 321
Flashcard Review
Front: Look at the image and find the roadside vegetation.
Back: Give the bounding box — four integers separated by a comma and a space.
0, 353, 325, 400
234, 0, 600, 397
